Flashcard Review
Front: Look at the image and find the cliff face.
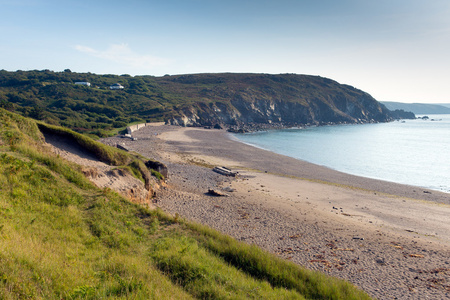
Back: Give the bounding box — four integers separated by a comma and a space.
161, 73, 393, 128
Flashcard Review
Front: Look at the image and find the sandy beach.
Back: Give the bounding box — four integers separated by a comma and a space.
103, 124, 450, 300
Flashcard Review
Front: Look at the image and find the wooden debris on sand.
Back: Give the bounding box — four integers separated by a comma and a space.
213, 166, 237, 177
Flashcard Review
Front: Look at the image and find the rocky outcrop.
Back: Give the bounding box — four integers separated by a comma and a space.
388, 109, 416, 120
145, 160, 168, 179
162, 73, 395, 129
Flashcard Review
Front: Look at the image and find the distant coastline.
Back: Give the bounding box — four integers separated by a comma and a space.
381, 101, 450, 114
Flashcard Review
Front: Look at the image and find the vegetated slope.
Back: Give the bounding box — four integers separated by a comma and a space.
0, 108, 371, 299
1, 70, 405, 136
158, 73, 395, 127
381, 101, 450, 114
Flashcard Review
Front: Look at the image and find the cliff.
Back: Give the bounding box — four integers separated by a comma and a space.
159, 73, 395, 129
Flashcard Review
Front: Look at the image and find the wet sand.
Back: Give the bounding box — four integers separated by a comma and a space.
103, 124, 450, 299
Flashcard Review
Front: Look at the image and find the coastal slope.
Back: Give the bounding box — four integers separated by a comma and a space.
0, 108, 371, 299
0, 70, 411, 135
158, 73, 396, 128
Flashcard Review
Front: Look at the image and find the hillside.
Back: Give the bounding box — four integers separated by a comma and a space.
0, 108, 371, 299
0, 70, 407, 136
439, 103, 450, 109
156, 73, 395, 128
381, 101, 450, 114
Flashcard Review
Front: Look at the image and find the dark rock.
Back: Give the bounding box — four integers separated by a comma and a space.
388, 109, 416, 120
207, 189, 227, 197
145, 160, 168, 179
116, 143, 129, 152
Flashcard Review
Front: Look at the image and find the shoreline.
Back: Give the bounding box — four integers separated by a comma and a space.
189, 127, 450, 205
102, 124, 450, 299
229, 130, 450, 196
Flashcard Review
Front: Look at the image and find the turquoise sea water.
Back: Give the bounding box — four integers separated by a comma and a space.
233, 114, 450, 193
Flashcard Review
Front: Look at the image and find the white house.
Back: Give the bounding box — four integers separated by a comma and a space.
75, 82, 91, 86
110, 83, 124, 90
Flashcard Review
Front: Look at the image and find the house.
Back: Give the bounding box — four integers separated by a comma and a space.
110, 83, 124, 90
75, 82, 91, 86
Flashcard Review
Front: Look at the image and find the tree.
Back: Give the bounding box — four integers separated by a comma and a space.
0, 99, 14, 111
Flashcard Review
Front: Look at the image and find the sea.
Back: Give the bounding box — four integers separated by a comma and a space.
232, 114, 450, 193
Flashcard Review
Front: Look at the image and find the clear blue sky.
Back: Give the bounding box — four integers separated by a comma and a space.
1, 0, 450, 103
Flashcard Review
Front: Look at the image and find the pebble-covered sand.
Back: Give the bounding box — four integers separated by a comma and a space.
102, 124, 450, 300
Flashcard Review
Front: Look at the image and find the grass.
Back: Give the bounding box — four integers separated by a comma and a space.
37, 121, 132, 166
184, 222, 368, 300
150, 233, 305, 299
0, 108, 372, 299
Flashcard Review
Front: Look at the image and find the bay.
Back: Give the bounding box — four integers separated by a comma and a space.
233, 114, 450, 193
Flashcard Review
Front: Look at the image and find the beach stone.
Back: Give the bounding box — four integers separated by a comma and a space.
207, 189, 227, 197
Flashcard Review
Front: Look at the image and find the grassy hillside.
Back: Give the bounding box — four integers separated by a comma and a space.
0, 108, 371, 299
1, 70, 393, 136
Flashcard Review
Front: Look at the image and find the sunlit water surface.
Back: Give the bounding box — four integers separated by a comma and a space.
233, 115, 450, 193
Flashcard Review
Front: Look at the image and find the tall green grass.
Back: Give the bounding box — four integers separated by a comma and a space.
0, 109, 372, 299
0, 155, 192, 299
150, 233, 305, 299
183, 223, 371, 300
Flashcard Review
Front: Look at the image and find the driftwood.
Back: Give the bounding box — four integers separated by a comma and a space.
213, 166, 237, 177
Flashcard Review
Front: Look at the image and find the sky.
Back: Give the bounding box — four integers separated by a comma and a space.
1, 0, 450, 103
